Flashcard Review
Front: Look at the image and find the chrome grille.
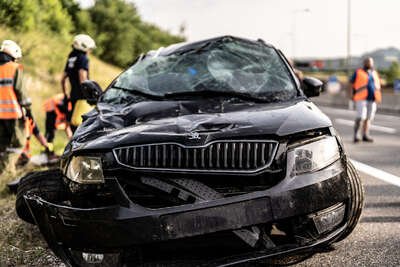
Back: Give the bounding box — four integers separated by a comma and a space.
113, 140, 278, 173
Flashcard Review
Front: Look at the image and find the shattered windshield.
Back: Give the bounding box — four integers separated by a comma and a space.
102, 37, 297, 104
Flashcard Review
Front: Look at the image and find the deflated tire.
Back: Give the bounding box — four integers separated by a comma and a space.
335, 161, 364, 242
16, 169, 67, 224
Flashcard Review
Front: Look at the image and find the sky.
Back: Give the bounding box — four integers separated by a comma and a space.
79, 0, 400, 59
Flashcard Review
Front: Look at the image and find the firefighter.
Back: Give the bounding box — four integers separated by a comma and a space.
350, 57, 382, 143
43, 93, 72, 150
16, 100, 51, 166
0, 40, 26, 172
61, 34, 96, 132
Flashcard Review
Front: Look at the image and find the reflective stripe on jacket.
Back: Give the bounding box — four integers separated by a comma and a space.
352, 68, 382, 103
0, 62, 22, 119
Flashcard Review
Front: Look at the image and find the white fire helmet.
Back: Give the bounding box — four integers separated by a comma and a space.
73, 34, 96, 52
0, 40, 22, 59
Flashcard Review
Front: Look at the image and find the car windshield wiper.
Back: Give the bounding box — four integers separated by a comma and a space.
163, 90, 268, 103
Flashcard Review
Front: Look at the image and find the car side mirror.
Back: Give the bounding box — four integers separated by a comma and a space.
302, 77, 323, 97
81, 80, 102, 105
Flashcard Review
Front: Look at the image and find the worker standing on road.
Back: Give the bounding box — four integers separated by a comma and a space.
350, 57, 382, 143
0, 40, 27, 172
61, 34, 96, 132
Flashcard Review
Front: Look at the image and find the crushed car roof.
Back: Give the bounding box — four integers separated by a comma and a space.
145, 35, 274, 58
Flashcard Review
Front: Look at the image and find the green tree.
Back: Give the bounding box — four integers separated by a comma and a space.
38, 0, 72, 36
89, 0, 142, 67
140, 22, 185, 51
385, 61, 400, 85
0, 0, 72, 35
89, 0, 185, 67
0, 0, 185, 68
60, 0, 94, 35
0, 0, 37, 31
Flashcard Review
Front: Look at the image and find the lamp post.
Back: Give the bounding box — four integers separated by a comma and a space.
292, 8, 310, 60
347, 0, 352, 74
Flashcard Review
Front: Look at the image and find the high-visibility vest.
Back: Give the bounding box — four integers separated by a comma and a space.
0, 61, 23, 119
43, 94, 71, 130
352, 68, 382, 103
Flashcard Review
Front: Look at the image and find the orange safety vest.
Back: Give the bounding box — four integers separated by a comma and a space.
352, 68, 382, 103
44, 94, 71, 130
0, 61, 23, 119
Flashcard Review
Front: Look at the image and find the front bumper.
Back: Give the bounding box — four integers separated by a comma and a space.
25, 160, 349, 265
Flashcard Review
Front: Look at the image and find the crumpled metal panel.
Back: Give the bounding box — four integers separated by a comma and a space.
66, 100, 331, 154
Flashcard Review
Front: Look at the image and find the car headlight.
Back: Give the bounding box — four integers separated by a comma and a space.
65, 156, 104, 184
287, 136, 340, 176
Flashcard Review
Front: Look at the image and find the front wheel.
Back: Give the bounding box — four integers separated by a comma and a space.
16, 169, 67, 224
335, 160, 364, 242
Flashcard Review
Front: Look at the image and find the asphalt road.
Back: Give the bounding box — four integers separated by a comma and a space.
295, 105, 400, 266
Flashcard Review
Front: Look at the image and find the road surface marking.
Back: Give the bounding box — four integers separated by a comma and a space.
335, 118, 397, 134
351, 159, 400, 187
320, 106, 399, 121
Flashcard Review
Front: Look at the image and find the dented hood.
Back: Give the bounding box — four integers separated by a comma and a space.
66, 99, 332, 153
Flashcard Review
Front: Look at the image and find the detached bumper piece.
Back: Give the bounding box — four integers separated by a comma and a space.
25, 164, 349, 266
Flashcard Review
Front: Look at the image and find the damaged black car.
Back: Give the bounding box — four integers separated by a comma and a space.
16, 36, 363, 266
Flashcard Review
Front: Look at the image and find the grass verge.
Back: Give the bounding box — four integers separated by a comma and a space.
0, 26, 121, 266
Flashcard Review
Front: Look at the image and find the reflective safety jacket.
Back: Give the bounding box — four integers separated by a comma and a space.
43, 94, 71, 130
352, 68, 382, 103
0, 61, 23, 119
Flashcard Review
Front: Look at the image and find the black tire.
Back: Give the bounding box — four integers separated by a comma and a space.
16, 169, 67, 224
335, 160, 364, 242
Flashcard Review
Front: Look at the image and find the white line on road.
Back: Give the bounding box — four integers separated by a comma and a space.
320, 106, 400, 121
335, 118, 397, 134
351, 159, 400, 187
